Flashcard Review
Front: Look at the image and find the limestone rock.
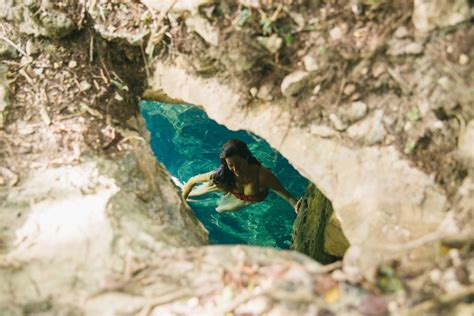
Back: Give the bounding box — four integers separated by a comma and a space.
458, 120, 474, 168
257, 34, 282, 54
413, 0, 470, 32
256, 83, 273, 101
303, 54, 319, 72
281, 71, 310, 97
329, 113, 347, 131
309, 124, 337, 138
292, 183, 350, 263
347, 109, 386, 145
388, 39, 424, 56
185, 15, 219, 46
339, 101, 368, 123
0, 65, 9, 129
20, 8, 77, 39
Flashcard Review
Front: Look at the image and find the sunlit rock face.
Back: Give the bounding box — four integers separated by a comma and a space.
149, 60, 448, 274
292, 184, 350, 264
0, 143, 208, 312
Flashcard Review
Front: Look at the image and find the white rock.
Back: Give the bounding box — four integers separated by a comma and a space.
249, 87, 258, 97
256, 84, 273, 101
458, 120, 474, 167
340, 101, 368, 123
312, 84, 321, 95
309, 124, 337, 138
257, 34, 283, 54
459, 54, 469, 65
185, 15, 219, 46
394, 26, 410, 38
347, 109, 386, 145
68, 60, 77, 68
303, 55, 319, 72
388, 40, 424, 56
329, 26, 343, 40
343, 84, 356, 96
413, 0, 470, 32
329, 113, 347, 131
79, 80, 91, 91
281, 71, 310, 97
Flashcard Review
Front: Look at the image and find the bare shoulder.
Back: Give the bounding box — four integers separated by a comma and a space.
258, 166, 276, 185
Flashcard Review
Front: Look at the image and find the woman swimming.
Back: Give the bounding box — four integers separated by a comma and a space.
181, 139, 301, 213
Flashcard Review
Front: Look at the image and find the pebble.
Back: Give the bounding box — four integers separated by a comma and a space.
79, 80, 91, 91
312, 84, 321, 95
249, 87, 258, 97
329, 26, 343, 40
303, 54, 319, 72
281, 71, 310, 97
329, 113, 347, 131
68, 60, 78, 68
459, 54, 469, 65
343, 84, 356, 95
394, 26, 410, 39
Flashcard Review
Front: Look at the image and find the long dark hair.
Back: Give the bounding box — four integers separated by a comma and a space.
210, 139, 261, 191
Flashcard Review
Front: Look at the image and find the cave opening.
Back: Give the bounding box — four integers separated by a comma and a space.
140, 100, 309, 249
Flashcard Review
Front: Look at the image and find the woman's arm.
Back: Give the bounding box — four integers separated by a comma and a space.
264, 170, 299, 212
181, 171, 214, 200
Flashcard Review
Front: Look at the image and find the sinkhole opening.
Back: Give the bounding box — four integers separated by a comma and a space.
140, 100, 309, 249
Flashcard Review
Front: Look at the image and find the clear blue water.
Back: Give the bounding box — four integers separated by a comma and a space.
140, 101, 308, 249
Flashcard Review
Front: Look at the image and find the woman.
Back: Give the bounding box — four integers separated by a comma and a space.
181, 139, 301, 213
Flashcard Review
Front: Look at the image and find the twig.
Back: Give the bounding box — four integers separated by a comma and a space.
409, 285, 474, 315
0, 34, 29, 57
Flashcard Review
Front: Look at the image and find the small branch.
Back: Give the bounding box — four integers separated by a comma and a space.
0, 34, 29, 57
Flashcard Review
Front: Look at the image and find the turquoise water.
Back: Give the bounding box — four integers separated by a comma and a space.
140, 101, 308, 249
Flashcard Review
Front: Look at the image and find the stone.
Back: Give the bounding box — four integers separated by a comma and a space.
79, 80, 91, 91
394, 26, 410, 39
329, 26, 343, 40
458, 120, 474, 168
292, 183, 350, 263
0, 66, 9, 129
185, 15, 219, 46
413, 0, 470, 32
20, 9, 77, 39
312, 84, 321, 95
256, 34, 283, 54
340, 101, 368, 123
68, 60, 78, 68
388, 40, 424, 56
309, 124, 337, 138
256, 84, 273, 101
343, 84, 356, 96
281, 71, 310, 97
249, 87, 258, 97
329, 113, 347, 131
459, 54, 469, 65
303, 54, 319, 72
347, 110, 386, 145
25, 39, 39, 56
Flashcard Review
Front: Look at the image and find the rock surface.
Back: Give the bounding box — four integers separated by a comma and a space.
292, 184, 350, 263
413, 0, 471, 32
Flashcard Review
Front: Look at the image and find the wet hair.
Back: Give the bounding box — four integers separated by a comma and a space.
210, 139, 261, 191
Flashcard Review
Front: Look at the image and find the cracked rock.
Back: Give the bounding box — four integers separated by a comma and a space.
347, 110, 386, 145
